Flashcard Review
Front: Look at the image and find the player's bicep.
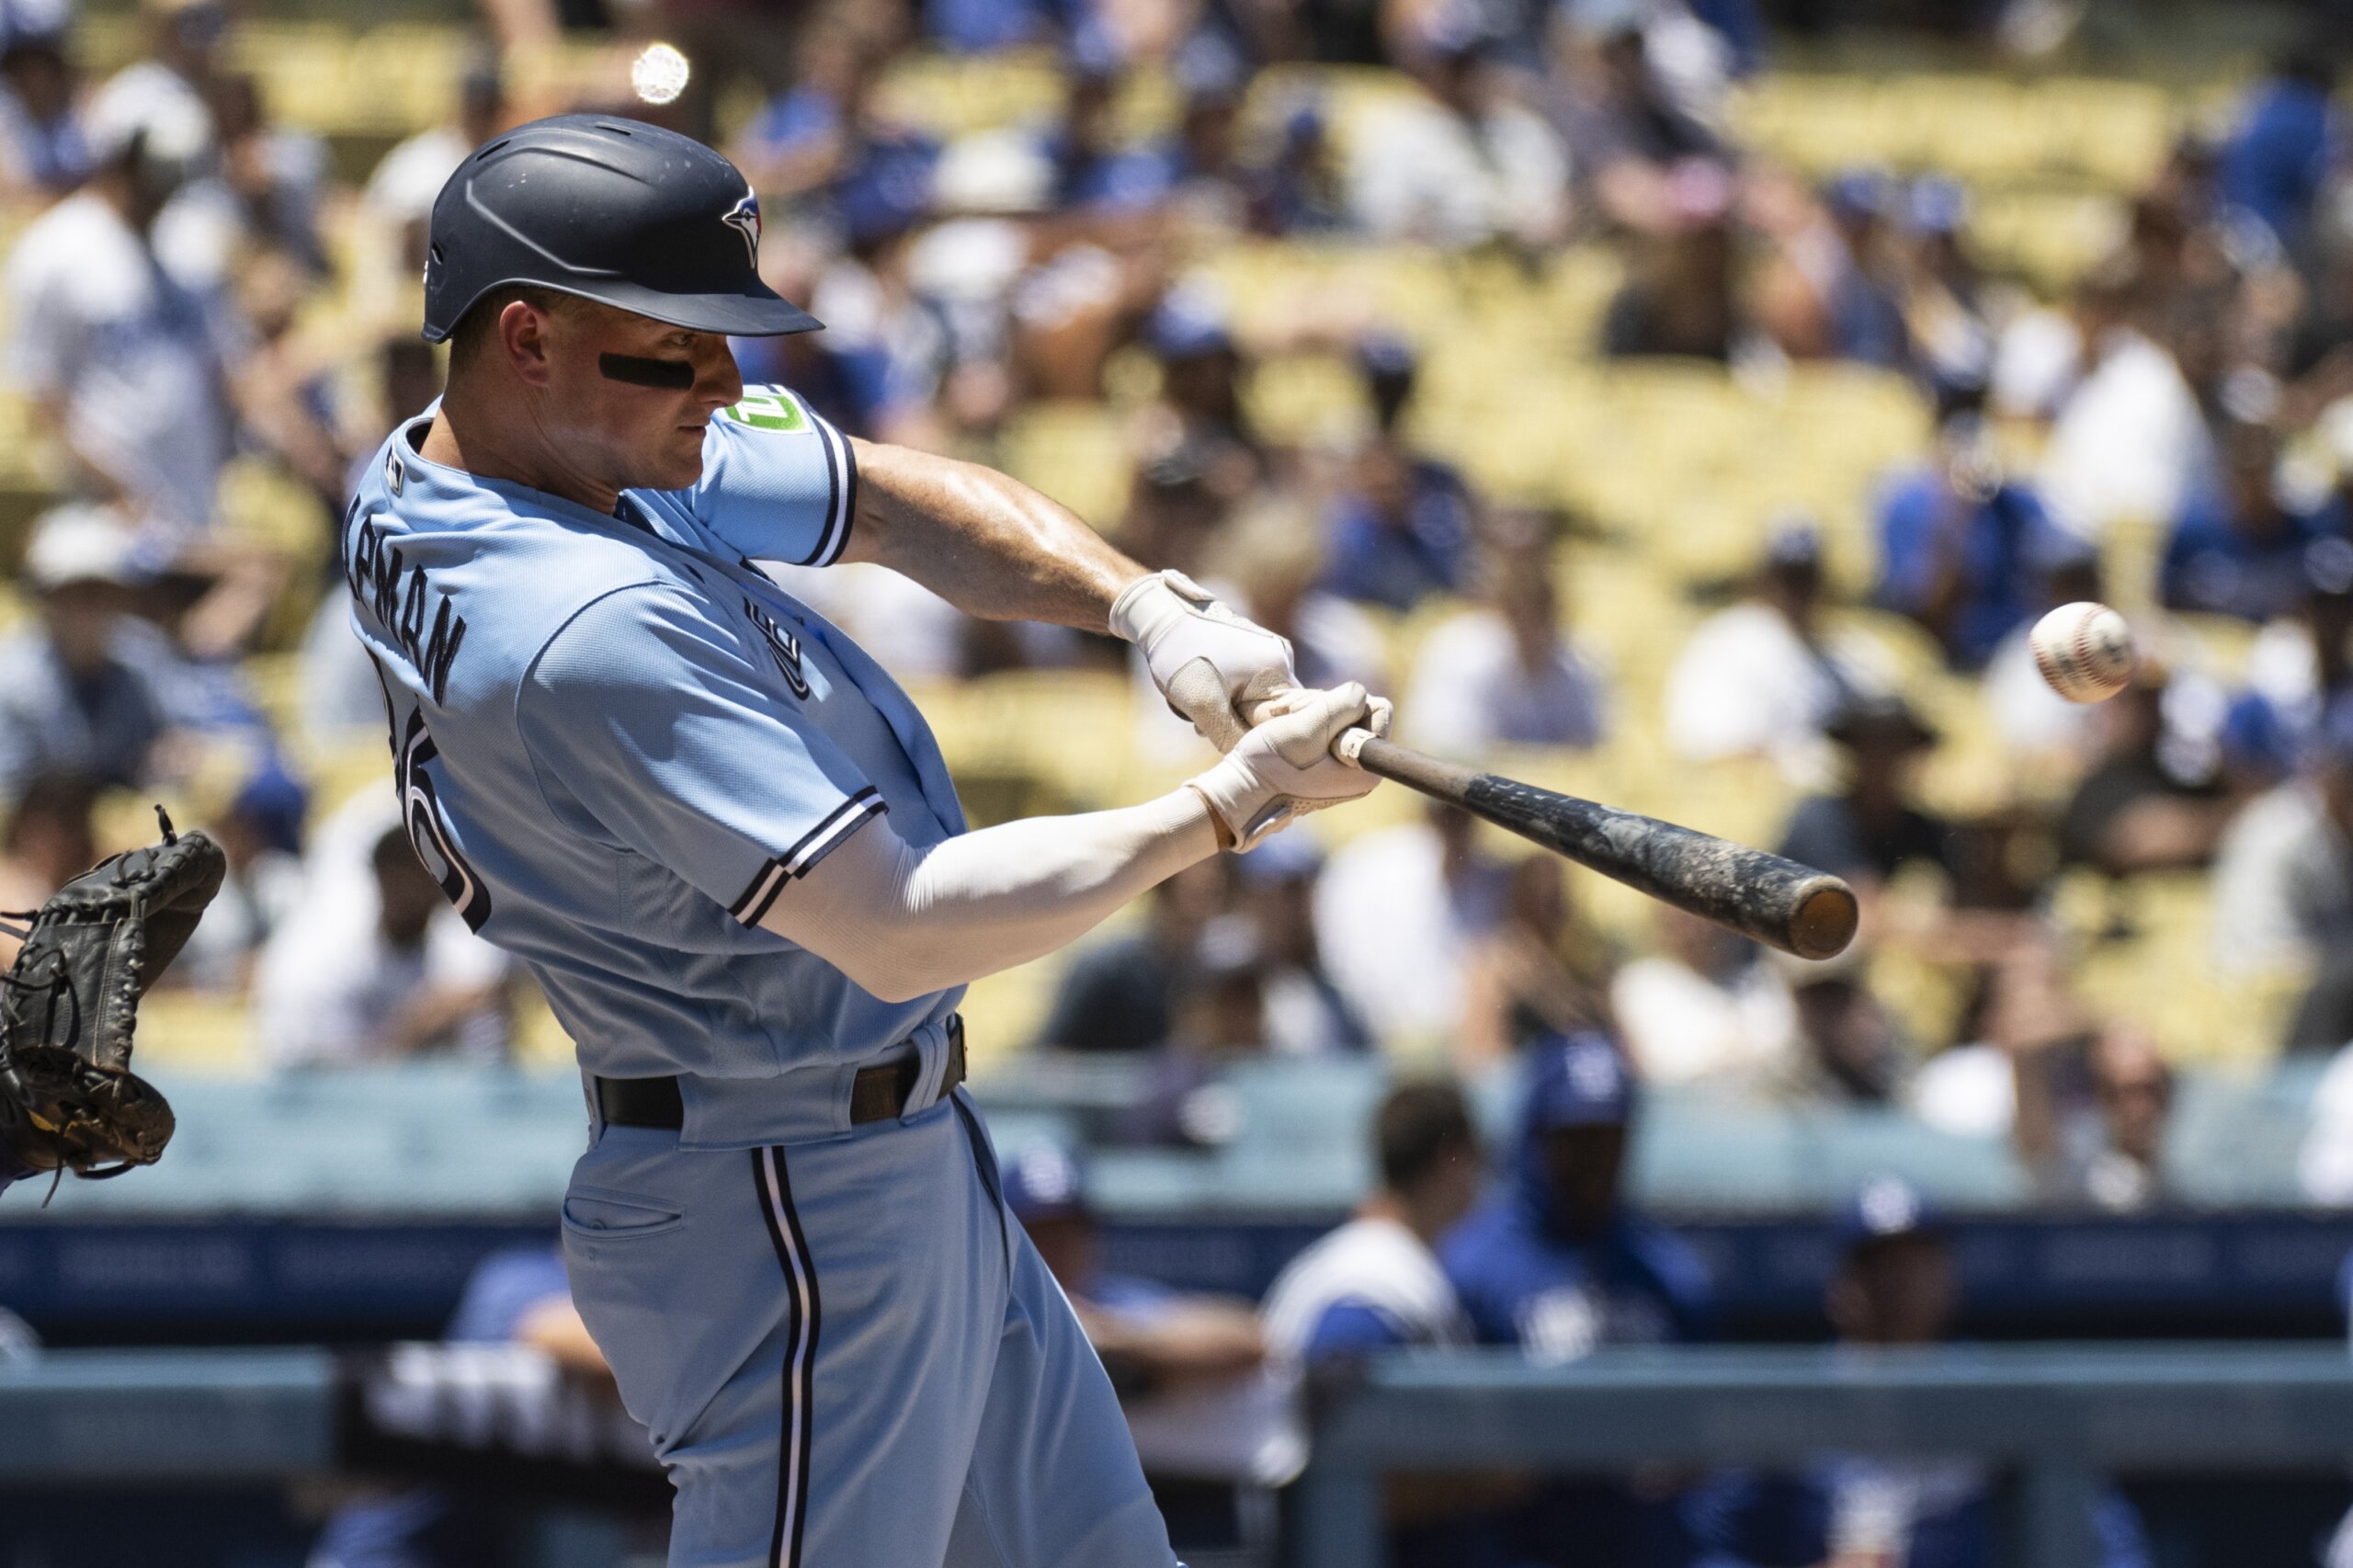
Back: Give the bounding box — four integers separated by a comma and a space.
518, 585, 883, 923
676, 387, 858, 568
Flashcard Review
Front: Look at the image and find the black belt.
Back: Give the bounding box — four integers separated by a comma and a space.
595, 1016, 965, 1131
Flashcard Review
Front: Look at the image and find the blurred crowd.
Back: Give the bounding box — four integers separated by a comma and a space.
12, 0, 2353, 1214
15, 2, 2353, 1562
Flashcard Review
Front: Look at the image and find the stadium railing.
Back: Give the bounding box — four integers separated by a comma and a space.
8, 1342, 2352, 1568
1295, 1343, 2353, 1568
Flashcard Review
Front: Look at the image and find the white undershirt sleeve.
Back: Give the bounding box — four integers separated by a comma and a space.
758, 789, 1221, 1003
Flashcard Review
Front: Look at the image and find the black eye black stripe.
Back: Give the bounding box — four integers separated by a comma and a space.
599, 353, 697, 389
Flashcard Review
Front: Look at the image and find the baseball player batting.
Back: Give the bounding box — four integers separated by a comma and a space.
343, 116, 1382, 1567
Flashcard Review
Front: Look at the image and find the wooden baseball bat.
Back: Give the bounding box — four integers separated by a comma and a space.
1334, 732, 1859, 961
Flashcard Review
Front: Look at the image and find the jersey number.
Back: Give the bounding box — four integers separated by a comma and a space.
377, 661, 494, 933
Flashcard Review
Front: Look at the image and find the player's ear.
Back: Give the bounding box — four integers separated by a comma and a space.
497, 298, 558, 385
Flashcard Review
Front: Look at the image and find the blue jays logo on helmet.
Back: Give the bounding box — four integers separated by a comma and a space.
722, 190, 761, 267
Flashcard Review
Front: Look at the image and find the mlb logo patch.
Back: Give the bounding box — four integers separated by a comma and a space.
385, 449, 405, 496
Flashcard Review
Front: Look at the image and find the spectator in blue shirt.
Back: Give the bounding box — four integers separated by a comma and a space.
1441, 1032, 1716, 1566
2219, 41, 2338, 250
307, 1245, 614, 1568
1045, 40, 1184, 213
921, 0, 1065, 53
1688, 1180, 2152, 1568
1321, 437, 1478, 613
2162, 416, 2343, 623
1875, 396, 2071, 670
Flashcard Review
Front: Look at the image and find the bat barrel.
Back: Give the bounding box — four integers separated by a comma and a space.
1350, 738, 1858, 961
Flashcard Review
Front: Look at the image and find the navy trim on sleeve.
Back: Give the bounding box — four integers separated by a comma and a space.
728, 786, 886, 926
801, 415, 857, 569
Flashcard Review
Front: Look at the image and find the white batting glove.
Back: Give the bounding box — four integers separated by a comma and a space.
1109, 570, 1299, 753
1186, 683, 1392, 850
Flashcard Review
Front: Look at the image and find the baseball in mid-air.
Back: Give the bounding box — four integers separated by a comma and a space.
2029, 600, 2135, 703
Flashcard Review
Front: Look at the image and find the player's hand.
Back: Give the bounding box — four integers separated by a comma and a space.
1187, 683, 1391, 850
1109, 570, 1298, 752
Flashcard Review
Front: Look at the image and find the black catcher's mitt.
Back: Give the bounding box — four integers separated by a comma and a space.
0, 810, 225, 1186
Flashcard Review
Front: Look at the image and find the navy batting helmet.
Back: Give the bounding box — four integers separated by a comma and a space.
421, 114, 820, 344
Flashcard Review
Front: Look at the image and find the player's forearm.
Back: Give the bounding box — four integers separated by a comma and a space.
765, 790, 1221, 1003
841, 438, 1143, 633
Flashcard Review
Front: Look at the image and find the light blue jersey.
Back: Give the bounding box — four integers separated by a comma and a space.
340, 386, 1177, 1568
343, 387, 966, 1088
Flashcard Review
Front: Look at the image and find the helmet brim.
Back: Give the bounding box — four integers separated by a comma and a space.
421, 278, 823, 343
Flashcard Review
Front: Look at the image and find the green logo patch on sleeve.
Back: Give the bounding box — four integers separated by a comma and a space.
722, 390, 811, 433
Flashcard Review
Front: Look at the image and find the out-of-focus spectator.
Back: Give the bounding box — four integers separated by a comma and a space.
359, 51, 506, 280
2054, 663, 2229, 875
1991, 253, 2142, 426
1046, 45, 1184, 215
1444, 1034, 1715, 1354
1783, 959, 1911, 1105
1315, 801, 1511, 1047
1318, 431, 1478, 613
0, 506, 186, 810
1779, 694, 1951, 892
1611, 904, 1795, 1090
1006, 1142, 1283, 1480
1136, 287, 1264, 504
1404, 538, 1608, 756
1242, 101, 1348, 236
171, 757, 304, 993
0, 0, 85, 196
2160, 415, 2343, 623
1442, 1033, 1715, 1563
0, 770, 96, 968
1264, 1080, 1483, 1366
2067, 1026, 2176, 1212
2217, 40, 2338, 252
306, 1243, 617, 1568
2238, 537, 2353, 760
153, 70, 328, 290
1036, 858, 1228, 1053
1113, 922, 1277, 1146
1209, 498, 1390, 692
2211, 691, 2353, 974
922, 0, 1060, 53
1897, 176, 1993, 395
1695, 1179, 2152, 1568
1231, 835, 1371, 1057
1346, 15, 1568, 249
735, 17, 938, 241
1602, 206, 1738, 361
256, 824, 514, 1068
1874, 392, 2070, 670
6, 69, 229, 537
1665, 517, 1863, 781
1982, 534, 2105, 761
1261, 1080, 1506, 1567
1752, 168, 1911, 369
1461, 856, 1618, 1071
100, 0, 222, 153
2038, 289, 2215, 545
1544, 0, 1731, 236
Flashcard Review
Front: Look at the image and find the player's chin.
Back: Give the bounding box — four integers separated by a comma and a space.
645, 429, 710, 489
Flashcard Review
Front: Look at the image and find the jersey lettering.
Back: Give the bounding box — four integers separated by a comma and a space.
392, 699, 494, 932
348, 515, 470, 704
745, 598, 811, 699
